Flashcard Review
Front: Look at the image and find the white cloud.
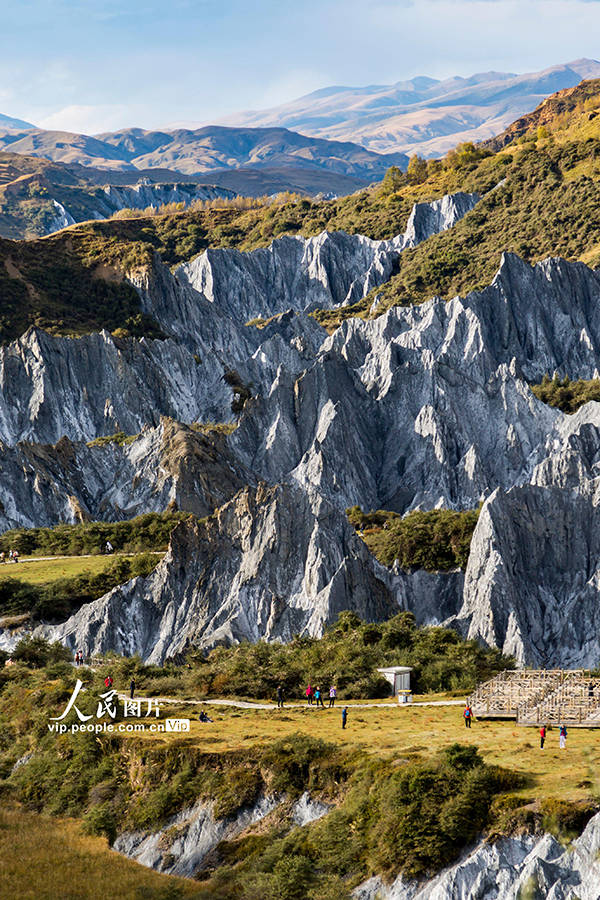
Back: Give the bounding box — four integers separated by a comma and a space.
37, 104, 131, 134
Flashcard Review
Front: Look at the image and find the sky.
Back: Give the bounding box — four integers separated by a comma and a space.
1, 0, 600, 134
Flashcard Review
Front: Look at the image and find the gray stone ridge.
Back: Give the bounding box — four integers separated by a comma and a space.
5, 187, 600, 667
354, 808, 600, 899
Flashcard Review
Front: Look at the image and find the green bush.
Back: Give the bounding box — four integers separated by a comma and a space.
347, 505, 479, 570
0, 512, 189, 558
531, 374, 600, 413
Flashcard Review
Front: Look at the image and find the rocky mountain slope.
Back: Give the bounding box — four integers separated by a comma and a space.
4, 88, 600, 669
4, 237, 600, 667
218, 59, 600, 155
355, 807, 600, 899
0, 124, 407, 182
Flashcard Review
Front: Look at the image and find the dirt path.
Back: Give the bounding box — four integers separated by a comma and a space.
118, 694, 464, 710
13, 551, 164, 564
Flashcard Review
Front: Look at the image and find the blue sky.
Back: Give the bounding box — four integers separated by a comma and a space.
1, 0, 600, 133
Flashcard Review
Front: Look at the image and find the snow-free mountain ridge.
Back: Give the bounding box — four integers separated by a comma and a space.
217, 59, 600, 155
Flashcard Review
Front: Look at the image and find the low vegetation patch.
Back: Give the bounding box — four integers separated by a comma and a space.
0, 661, 522, 899
90, 611, 512, 701
0, 553, 157, 623
531, 374, 600, 413
0, 511, 190, 557
347, 505, 479, 571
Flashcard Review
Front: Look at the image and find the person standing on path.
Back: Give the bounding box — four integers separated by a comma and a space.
463, 704, 472, 728
306, 684, 313, 706
559, 724, 568, 749
314, 687, 324, 708
329, 685, 337, 708
276, 684, 284, 708
130, 678, 136, 700
539, 725, 546, 749
341, 706, 348, 729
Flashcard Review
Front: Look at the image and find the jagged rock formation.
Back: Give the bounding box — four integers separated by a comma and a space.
7, 190, 600, 666
354, 808, 600, 899
451, 404, 600, 666
177, 192, 478, 320
38, 482, 399, 661
0, 327, 233, 445
114, 791, 329, 877
114, 795, 280, 877
0, 419, 250, 531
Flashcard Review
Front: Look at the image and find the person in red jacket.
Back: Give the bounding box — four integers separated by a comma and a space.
540, 725, 546, 749
305, 684, 313, 705
463, 704, 473, 728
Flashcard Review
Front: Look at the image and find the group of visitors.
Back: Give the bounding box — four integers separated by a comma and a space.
74, 650, 85, 666
305, 684, 337, 707
0, 549, 19, 563
539, 724, 568, 749
274, 683, 348, 728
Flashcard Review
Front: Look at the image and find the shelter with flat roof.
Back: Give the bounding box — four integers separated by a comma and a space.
377, 666, 412, 694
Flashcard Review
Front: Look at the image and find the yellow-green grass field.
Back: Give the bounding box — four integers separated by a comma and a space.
3, 693, 599, 899
0, 805, 205, 900
133, 698, 600, 805
0, 554, 162, 585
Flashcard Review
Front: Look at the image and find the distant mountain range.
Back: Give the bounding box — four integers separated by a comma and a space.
0, 125, 408, 186
0, 112, 34, 130
215, 59, 600, 156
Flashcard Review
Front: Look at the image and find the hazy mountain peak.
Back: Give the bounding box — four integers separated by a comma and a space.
0, 112, 35, 130
214, 58, 600, 156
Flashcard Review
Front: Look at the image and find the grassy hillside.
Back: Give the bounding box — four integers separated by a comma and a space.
0, 553, 158, 624
1, 648, 599, 899
0, 805, 205, 900
3, 80, 600, 342
316, 133, 600, 327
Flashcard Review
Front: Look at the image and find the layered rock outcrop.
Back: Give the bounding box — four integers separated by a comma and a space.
177, 192, 479, 320
38, 482, 400, 662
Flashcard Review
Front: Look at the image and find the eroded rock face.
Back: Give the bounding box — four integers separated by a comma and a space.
451, 405, 600, 666
0, 419, 250, 531
177, 192, 479, 321
7, 196, 600, 666
354, 809, 600, 899
37, 482, 400, 662
113, 795, 280, 877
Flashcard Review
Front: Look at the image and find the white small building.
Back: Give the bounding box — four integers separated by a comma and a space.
377, 666, 413, 702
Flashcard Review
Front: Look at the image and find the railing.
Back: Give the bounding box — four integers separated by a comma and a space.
517, 676, 600, 725
468, 670, 568, 717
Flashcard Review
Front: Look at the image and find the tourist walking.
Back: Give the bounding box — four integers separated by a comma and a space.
314, 687, 324, 708
329, 685, 337, 708
306, 684, 313, 705
463, 704, 473, 728
276, 684, 284, 708
342, 706, 348, 729
104, 674, 113, 689
539, 725, 546, 749
559, 724, 568, 749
